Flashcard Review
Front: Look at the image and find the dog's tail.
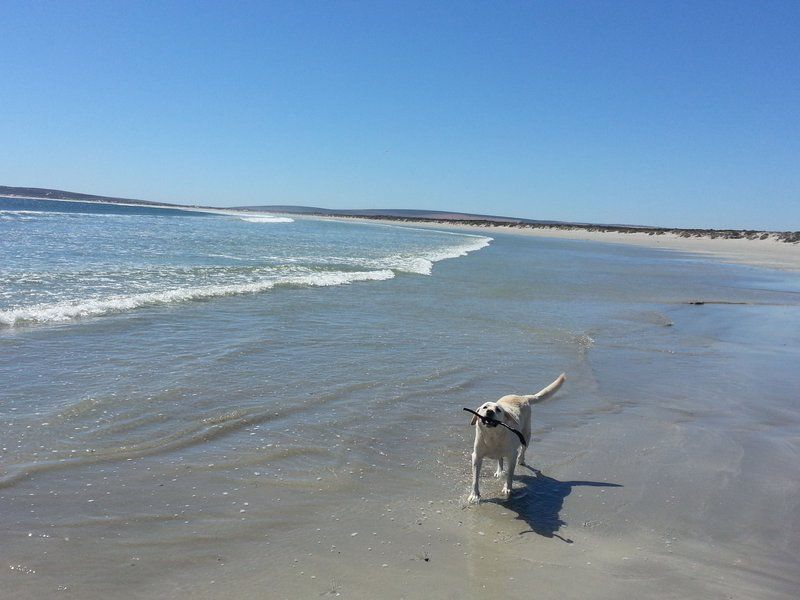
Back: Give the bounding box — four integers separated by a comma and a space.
524, 373, 566, 404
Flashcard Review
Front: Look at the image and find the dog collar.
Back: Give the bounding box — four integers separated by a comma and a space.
462, 408, 527, 447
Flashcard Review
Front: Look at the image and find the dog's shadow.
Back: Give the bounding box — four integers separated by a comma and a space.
486, 466, 622, 543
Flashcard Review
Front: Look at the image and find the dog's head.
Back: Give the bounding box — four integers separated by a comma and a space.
470, 401, 509, 428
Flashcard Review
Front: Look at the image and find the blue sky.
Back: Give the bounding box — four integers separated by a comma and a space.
1, 1, 798, 229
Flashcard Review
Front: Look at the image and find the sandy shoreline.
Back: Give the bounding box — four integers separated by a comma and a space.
5, 194, 798, 271
332, 216, 800, 272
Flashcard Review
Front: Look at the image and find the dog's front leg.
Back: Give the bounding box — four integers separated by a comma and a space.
501, 454, 516, 498
468, 452, 483, 504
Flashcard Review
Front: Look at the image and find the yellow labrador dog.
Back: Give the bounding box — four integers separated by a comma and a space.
468, 373, 565, 504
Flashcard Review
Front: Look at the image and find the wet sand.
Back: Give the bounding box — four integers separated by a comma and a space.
2, 228, 799, 599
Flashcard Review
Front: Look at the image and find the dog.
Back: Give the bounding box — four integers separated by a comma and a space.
468, 373, 565, 504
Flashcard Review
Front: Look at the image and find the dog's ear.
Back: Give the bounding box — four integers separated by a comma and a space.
503, 411, 520, 429
470, 412, 478, 426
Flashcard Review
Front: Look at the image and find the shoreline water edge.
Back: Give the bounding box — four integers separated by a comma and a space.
323, 215, 800, 272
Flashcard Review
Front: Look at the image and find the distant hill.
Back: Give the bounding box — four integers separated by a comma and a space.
0, 186, 576, 225
232, 205, 577, 226
0, 185, 204, 209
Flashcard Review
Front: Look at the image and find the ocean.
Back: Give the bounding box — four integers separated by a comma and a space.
0, 198, 489, 327
1, 197, 799, 599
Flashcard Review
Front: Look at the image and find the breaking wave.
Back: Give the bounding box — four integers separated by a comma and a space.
0, 269, 394, 327
389, 235, 491, 275
0, 208, 492, 327
238, 215, 295, 223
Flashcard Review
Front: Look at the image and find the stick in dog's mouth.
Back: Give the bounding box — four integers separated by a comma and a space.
462, 408, 527, 446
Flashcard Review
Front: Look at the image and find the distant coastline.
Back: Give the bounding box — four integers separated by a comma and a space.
3, 185, 797, 243
316, 213, 800, 244
3, 185, 798, 271
326, 215, 800, 272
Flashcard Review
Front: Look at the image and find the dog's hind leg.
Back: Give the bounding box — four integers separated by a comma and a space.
494, 457, 504, 478
517, 421, 531, 466
516, 445, 526, 467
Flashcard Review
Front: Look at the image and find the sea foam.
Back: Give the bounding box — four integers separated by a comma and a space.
0, 269, 394, 327
238, 216, 295, 223
385, 234, 492, 275
0, 210, 492, 327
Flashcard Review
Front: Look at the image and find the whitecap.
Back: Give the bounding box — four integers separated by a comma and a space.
206, 253, 245, 261
238, 216, 294, 223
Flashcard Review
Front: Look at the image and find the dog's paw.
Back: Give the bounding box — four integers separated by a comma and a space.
467, 493, 481, 505
493, 468, 504, 478
501, 485, 512, 498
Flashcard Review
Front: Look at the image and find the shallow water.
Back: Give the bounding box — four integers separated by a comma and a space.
1, 202, 799, 598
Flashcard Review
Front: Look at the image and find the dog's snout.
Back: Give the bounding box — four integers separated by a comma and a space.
485, 408, 495, 417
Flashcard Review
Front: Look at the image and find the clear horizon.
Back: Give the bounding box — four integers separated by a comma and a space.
1, 1, 798, 230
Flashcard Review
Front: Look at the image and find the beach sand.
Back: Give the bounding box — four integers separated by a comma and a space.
335, 217, 800, 272
487, 226, 800, 272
